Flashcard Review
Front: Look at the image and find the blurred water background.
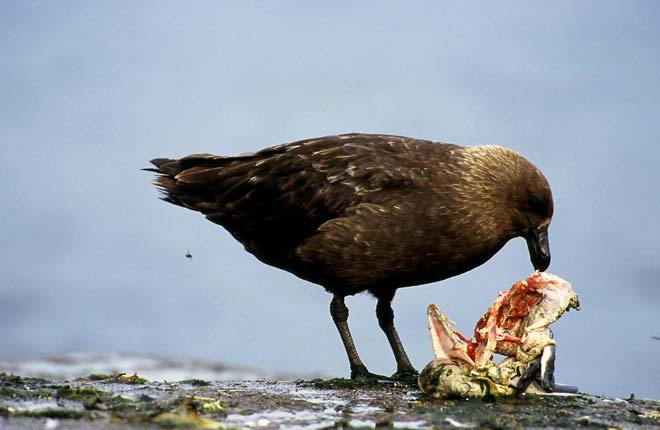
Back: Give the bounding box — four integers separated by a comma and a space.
1, 2, 658, 398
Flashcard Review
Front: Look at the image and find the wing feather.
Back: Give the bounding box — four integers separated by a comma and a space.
148, 133, 453, 250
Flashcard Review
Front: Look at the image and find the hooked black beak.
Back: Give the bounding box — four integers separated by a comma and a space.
526, 225, 551, 271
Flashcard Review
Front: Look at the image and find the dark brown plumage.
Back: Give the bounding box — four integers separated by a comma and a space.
146, 133, 553, 382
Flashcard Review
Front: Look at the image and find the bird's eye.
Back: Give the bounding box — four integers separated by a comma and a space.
528, 195, 546, 215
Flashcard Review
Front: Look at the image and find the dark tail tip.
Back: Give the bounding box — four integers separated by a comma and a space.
143, 158, 180, 175
150, 158, 173, 168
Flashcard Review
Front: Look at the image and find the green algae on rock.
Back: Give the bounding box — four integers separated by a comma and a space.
1, 375, 659, 430
76, 372, 148, 384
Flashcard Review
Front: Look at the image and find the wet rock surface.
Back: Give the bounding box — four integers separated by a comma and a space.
1, 373, 659, 430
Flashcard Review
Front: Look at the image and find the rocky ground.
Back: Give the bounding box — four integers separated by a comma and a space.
1, 371, 659, 430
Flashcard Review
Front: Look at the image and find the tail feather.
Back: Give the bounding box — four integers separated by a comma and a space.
147, 158, 188, 207
149, 158, 183, 176
144, 142, 352, 241
146, 156, 246, 211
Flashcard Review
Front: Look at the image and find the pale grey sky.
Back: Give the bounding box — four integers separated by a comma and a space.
1, 1, 659, 398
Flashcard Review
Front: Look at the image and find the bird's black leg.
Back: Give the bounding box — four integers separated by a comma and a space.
375, 290, 418, 383
330, 295, 389, 381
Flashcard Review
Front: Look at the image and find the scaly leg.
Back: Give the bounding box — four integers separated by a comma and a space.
330, 295, 389, 381
375, 290, 418, 383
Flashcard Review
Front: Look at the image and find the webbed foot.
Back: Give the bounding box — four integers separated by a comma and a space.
391, 367, 419, 385
351, 365, 393, 383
